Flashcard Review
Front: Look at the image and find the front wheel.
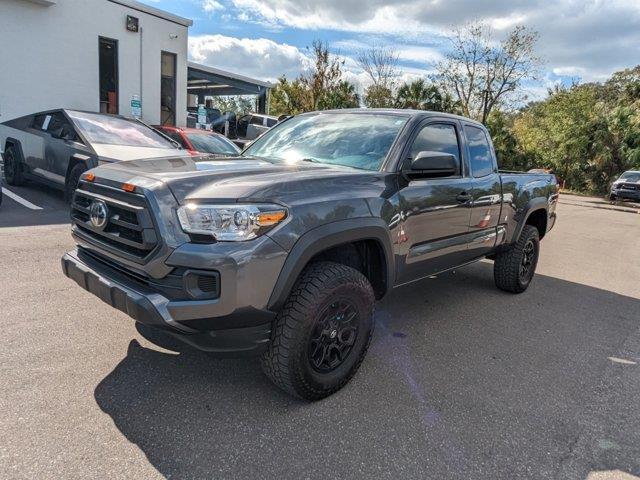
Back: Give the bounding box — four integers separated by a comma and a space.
261, 261, 375, 400
3, 146, 26, 186
494, 225, 540, 293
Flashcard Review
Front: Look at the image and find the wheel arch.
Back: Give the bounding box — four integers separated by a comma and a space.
64, 154, 95, 185
511, 198, 549, 243
267, 218, 395, 311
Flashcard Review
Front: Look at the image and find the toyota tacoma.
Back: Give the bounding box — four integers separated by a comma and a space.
61, 110, 558, 400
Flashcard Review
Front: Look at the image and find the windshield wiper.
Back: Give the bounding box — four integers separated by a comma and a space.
301, 157, 322, 164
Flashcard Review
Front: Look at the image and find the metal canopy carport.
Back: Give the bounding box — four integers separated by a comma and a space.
187, 61, 273, 114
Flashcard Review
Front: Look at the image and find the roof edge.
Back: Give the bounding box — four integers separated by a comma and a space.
107, 0, 192, 27
188, 61, 274, 89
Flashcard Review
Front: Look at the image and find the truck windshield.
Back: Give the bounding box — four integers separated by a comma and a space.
68, 111, 176, 149
243, 113, 408, 171
619, 172, 640, 182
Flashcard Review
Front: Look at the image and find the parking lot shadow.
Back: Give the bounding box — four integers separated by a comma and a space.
94, 262, 640, 480
0, 183, 70, 228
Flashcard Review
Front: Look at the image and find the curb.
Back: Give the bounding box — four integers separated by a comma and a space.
559, 199, 640, 215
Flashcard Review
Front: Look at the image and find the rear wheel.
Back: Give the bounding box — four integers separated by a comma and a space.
65, 163, 87, 203
3, 146, 25, 186
261, 261, 375, 400
494, 225, 540, 293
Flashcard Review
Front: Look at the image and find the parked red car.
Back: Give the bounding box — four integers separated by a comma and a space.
154, 126, 241, 156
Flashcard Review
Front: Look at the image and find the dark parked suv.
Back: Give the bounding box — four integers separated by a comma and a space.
610, 170, 640, 202
61, 110, 558, 400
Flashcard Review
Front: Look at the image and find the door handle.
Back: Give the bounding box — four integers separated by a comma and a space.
456, 192, 472, 203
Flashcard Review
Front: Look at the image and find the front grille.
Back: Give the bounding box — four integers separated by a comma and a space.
71, 182, 159, 263
620, 183, 637, 190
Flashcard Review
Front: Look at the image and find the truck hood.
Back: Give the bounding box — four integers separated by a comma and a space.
93, 144, 190, 162
91, 155, 385, 204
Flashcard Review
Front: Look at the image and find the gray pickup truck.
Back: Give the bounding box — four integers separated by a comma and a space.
61, 109, 558, 400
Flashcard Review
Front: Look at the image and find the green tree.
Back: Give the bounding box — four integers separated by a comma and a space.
436, 23, 542, 122
208, 95, 255, 115
394, 79, 461, 113
513, 85, 598, 191
302, 40, 347, 110
485, 110, 531, 171
269, 77, 310, 116
320, 80, 360, 110
358, 45, 399, 108
363, 84, 394, 108
269, 41, 361, 115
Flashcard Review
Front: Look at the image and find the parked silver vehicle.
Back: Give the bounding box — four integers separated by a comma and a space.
0, 109, 188, 201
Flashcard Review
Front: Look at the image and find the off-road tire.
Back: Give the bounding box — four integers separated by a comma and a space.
261, 261, 375, 401
3, 146, 25, 186
494, 225, 540, 293
65, 163, 87, 203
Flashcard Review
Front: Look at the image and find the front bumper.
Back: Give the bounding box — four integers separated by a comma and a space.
611, 188, 640, 201
61, 249, 273, 356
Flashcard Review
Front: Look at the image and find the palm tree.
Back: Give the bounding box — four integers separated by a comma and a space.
395, 79, 461, 113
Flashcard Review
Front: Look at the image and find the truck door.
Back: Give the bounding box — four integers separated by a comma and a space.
22, 113, 50, 179
463, 124, 503, 258
393, 120, 475, 284
42, 112, 77, 186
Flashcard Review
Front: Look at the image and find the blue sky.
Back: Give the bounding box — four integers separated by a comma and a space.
142, 0, 640, 99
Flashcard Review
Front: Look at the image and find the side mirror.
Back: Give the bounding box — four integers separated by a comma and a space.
409, 151, 458, 177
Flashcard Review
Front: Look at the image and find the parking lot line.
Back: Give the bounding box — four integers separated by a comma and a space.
1, 187, 44, 210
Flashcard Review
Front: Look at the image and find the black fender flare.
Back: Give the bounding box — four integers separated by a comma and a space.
267, 217, 395, 311
65, 154, 97, 183
4, 137, 25, 163
510, 197, 548, 243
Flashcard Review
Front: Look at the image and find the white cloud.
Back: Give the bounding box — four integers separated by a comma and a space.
188, 34, 436, 98
228, 0, 441, 37
188, 35, 313, 81
221, 0, 640, 82
202, 0, 224, 13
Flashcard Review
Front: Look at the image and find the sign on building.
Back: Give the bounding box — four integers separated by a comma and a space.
130, 95, 142, 119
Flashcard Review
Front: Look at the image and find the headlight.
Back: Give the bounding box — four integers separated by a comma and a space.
177, 203, 287, 241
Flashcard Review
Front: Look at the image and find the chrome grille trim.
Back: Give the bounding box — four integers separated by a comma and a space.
71, 183, 159, 263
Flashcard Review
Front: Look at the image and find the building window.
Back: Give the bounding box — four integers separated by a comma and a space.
161, 51, 177, 126
99, 37, 118, 114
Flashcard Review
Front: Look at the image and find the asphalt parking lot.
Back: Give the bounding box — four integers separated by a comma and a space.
1, 183, 639, 480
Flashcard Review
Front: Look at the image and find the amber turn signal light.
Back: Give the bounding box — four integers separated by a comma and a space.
257, 210, 287, 226
84, 173, 95, 182
122, 183, 136, 192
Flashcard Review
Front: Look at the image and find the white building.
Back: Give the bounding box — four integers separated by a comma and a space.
0, 0, 192, 126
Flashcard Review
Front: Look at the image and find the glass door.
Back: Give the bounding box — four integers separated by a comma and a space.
99, 37, 118, 114
161, 51, 177, 126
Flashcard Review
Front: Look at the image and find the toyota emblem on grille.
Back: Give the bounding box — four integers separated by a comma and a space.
89, 200, 109, 228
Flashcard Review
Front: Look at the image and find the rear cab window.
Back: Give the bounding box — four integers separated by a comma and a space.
464, 125, 496, 178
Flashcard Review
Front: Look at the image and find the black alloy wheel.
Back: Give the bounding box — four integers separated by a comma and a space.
519, 239, 537, 284
308, 299, 359, 373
